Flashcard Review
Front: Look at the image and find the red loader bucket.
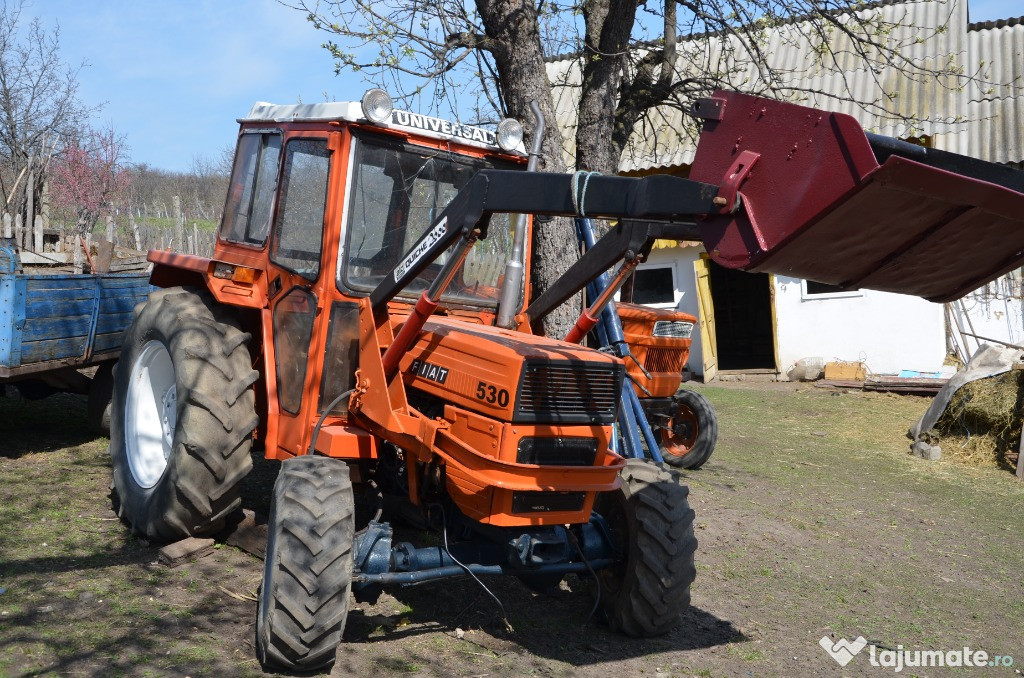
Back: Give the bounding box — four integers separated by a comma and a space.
689, 91, 1024, 302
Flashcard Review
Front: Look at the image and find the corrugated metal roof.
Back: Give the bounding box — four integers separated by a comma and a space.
967, 18, 1024, 164
549, 0, 1022, 171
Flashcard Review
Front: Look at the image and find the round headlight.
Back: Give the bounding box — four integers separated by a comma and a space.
496, 118, 524, 151
361, 88, 393, 124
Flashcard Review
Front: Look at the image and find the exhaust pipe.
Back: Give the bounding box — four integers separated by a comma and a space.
495, 100, 545, 329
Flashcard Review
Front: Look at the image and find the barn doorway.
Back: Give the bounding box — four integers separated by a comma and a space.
706, 260, 777, 371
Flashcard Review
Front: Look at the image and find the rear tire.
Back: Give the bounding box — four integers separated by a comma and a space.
595, 458, 697, 636
257, 456, 355, 673
109, 287, 258, 541
658, 389, 718, 470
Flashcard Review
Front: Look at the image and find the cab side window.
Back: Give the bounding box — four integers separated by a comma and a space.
270, 138, 331, 281
220, 132, 281, 245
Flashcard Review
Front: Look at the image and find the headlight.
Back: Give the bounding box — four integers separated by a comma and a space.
496, 118, 524, 151
360, 88, 393, 124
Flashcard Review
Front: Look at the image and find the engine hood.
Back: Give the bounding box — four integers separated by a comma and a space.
399, 318, 624, 424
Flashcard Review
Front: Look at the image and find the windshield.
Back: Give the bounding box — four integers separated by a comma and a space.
340, 132, 519, 308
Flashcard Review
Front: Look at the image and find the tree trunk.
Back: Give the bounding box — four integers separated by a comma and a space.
575, 0, 638, 173
477, 0, 580, 337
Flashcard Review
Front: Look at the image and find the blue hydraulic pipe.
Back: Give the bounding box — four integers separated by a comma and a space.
575, 217, 663, 462
353, 559, 615, 585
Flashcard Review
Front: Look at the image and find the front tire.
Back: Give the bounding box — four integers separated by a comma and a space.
596, 459, 697, 636
109, 287, 258, 541
257, 456, 355, 673
658, 389, 718, 470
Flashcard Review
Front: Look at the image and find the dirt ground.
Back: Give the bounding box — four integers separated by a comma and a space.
2, 383, 1023, 677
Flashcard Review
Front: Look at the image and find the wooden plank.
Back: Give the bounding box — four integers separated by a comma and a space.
19, 251, 73, 265
94, 312, 134, 334
21, 314, 94, 340
23, 297, 97, 317
221, 510, 268, 559
158, 537, 215, 568
19, 336, 89, 363
0, 349, 120, 378
93, 331, 128, 353
96, 296, 146, 315
93, 239, 114, 273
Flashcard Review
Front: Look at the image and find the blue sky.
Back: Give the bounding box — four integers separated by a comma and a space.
25, 0, 1024, 173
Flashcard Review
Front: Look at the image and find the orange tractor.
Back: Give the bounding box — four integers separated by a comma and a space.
108, 88, 1024, 672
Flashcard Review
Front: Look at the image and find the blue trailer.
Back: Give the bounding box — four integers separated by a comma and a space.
0, 242, 152, 432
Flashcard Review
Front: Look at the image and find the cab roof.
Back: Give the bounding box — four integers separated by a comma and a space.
240, 101, 525, 154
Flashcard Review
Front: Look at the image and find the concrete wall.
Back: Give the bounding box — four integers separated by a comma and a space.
773, 276, 947, 376
637, 246, 950, 378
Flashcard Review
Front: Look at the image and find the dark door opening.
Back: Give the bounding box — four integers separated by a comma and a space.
707, 261, 776, 370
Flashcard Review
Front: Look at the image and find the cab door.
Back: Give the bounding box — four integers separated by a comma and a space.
265, 133, 339, 457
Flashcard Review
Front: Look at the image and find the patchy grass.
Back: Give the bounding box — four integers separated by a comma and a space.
1, 383, 1023, 676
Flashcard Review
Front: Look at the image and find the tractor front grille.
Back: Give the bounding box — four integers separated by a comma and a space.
513, 361, 623, 424
652, 320, 694, 338
644, 347, 688, 373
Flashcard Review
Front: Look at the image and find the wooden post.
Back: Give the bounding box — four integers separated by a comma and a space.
2, 212, 11, 239
24, 166, 34, 250
130, 213, 141, 251
33, 215, 43, 252
193, 223, 199, 254
40, 179, 49, 232
73, 237, 83, 274
1017, 404, 1024, 479
14, 213, 23, 249
106, 215, 115, 244
173, 195, 183, 253
56, 226, 64, 253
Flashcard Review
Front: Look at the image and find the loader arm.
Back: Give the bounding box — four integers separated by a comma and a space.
369, 170, 719, 316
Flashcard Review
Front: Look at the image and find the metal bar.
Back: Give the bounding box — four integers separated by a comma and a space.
958, 330, 1024, 351
380, 229, 480, 378
626, 385, 662, 463
353, 559, 615, 585
564, 258, 640, 344
368, 168, 713, 315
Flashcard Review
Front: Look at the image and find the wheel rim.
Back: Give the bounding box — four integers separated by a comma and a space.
660, 405, 699, 459
125, 340, 177, 489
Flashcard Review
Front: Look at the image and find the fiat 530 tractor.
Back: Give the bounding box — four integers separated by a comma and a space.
109, 88, 1024, 671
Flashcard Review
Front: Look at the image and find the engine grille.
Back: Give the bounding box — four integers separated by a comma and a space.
514, 361, 623, 424
652, 320, 694, 338
644, 347, 688, 373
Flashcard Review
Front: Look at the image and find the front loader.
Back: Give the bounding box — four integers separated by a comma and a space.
108, 88, 1024, 672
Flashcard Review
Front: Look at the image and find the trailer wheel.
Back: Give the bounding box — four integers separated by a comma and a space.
87, 361, 115, 436
257, 456, 355, 673
595, 459, 697, 636
658, 389, 718, 470
109, 287, 258, 541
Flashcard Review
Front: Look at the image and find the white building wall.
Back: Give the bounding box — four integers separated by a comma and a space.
637, 247, 950, 377
773, 276, 947, 375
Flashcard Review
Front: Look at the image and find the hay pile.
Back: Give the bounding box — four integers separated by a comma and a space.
931, 370, 1024, 472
